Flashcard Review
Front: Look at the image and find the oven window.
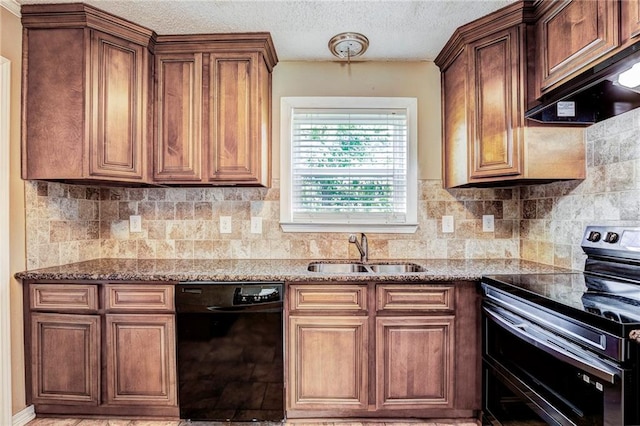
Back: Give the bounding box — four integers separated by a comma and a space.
485, 317, 605, 425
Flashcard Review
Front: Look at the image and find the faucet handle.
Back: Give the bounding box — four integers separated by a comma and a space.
348, 234, 358, 243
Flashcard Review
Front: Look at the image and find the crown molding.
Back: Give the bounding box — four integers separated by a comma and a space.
0, 0, 21, 17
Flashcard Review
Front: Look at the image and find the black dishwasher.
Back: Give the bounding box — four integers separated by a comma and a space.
176, 281, 284, 422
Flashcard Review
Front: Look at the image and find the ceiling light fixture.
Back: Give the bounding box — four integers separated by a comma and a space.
328, 32, 369, 62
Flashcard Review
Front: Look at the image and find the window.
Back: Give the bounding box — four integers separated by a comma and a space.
280, 97, 418, 233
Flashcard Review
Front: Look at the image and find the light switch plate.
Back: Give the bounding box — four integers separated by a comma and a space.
483, 215, 495, 232
442, 215, 454, 233
129, 215, 142, 233
220, 216, 232, 234
251, 217, 262, 234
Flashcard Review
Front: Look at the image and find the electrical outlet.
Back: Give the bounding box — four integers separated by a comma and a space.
251, 217, 263, 234
483, 214, 495, 232
442, 215, 454, 233
220, 216, 232, 234
129, 215, 142, 233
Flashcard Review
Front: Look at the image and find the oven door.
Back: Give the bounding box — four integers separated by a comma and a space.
483, 301, 625, 426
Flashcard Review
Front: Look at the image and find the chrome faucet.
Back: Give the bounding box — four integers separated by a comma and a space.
349, 233, 368, 263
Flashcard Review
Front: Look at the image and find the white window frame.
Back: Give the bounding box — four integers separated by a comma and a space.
280, 97, 418, 233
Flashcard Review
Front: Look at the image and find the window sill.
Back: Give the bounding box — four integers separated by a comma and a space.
280, 223, 418, 234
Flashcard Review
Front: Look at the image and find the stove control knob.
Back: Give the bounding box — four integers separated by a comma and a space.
630, 330, 640, 343
586, 231, 601, 242
604, 232, 619, 243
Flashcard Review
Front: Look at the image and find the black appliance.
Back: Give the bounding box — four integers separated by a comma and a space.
176, 281, 284, 422
482, 226, 640, 425
526, 41, 640, 124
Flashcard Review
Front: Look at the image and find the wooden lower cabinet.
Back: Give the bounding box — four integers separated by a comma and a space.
287, 316, 369, 410
286, 282, 479, 420
24, 281, 179, 418
105, 314, 177, 406
375, 316, 454, 410
30, 313, 100, 406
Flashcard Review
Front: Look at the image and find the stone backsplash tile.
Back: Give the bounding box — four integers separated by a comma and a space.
25, 177, 523, 267
520, 108, 640, 270
25, 181, 102, 269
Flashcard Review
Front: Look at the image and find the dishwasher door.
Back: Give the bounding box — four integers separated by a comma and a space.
176, 282, 284, 421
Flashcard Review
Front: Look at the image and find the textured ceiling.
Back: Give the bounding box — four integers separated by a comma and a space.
16, 0, 516, 61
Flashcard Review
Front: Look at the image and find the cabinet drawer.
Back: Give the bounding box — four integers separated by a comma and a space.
376, 285, 453, 311
30, 284, 98, 311
289, 285, 367, 312
105, 285, 174, 312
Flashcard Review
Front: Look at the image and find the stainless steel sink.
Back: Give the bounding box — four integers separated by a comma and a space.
307, 262, 425, 274
368, 263, 425, 273
307, 262, 370, 273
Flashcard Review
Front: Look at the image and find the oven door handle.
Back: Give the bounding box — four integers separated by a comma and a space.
484, 305, 620, 384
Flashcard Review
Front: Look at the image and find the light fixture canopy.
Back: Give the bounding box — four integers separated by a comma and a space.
329, 32, 369, 60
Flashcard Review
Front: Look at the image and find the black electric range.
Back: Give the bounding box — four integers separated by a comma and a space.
481, 226, 640, 426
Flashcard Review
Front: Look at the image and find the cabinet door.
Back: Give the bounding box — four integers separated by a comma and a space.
105, 314, 177, 406
468, 27, 522, 180
208, 52, 264, 184
89, 31, 147, 181
536, 0, 618, 95
31, 313, 100, 405
154, 53, 203, 182
375, 316, 454, 410
287, 316, 368, 411
622, 0, 640, 43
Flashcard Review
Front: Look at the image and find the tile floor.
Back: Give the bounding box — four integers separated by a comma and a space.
25, 419, 480, 426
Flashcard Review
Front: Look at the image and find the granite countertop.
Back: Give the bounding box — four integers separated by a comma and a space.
14, 258, 574, 283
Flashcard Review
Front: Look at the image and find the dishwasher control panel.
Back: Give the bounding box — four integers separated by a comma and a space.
177, 281, 284, 312
233, 286, 281, 305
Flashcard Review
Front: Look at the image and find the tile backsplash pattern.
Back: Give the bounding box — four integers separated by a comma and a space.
25, 182, 101, 269
520, 108, 640, 270
25, 180, 520, 269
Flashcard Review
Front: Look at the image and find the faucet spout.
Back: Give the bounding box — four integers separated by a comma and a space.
349, 233, 369, 263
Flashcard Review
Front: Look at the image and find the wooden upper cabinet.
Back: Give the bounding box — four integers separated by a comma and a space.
441, 51, 469, 188
155, 53, 203, 181
435, 1, 585, 188
153, 35, 277, 186
21, 4, 153, 184
21, 5, 278, 187
468, 27, 523, 180
536, 0, 619, 96
209, 53, 269, 184
621, 0, 640, 44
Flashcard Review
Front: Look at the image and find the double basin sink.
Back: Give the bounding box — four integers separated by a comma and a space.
307, 261, 425, 274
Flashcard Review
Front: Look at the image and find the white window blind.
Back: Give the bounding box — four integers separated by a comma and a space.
281, 97, 418, 233
292, 108, 407, 223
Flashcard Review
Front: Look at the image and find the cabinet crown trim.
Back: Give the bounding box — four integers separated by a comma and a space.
154, 33, 279, 71
21, 3, 156, 47
435, 0, 535, 70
